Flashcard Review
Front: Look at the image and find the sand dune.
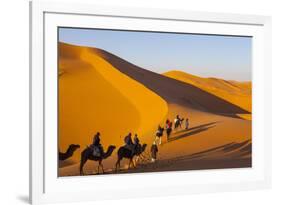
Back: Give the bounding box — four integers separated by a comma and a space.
59, 43, 168, 162
163, 70, 252, 119
89, 48, 250, 117
59, 43, 251, 176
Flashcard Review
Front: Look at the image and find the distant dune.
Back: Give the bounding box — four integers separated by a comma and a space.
163, 70, 252, 120
87, 47, 250, 117
59, 43, 168, 162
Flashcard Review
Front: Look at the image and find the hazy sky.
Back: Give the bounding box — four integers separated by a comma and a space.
59, 27, 252, 81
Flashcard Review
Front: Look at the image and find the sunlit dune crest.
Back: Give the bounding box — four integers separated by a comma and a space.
59, 43, 168, 162
86, 47, 250, 116
163, 70, 252, 120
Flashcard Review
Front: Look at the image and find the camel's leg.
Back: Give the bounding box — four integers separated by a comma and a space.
155, 137, 158, 145
115, 158, 121, 173
128, 160, 130, 169
80, 156, 88, 175
135, 156, 139, 164
99, 161, 104, 174
155, 136, 158, 144
138, 154, 143, 161
139, 153, 146, 161
139, 153, 147, 161
118, 160, 121, 171
129, 159, 135, 169
97, 163, 100, 174
128, 159, 132, 169
140, 154, 147, 161
132, 158, 137, 167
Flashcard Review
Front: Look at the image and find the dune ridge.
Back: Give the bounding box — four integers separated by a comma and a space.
80, 47, 169, 136
163, 70, 251, 111
86, 47, 250, 117
59, 43, 168, 162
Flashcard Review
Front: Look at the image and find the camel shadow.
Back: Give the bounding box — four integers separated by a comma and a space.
118, 139, 252, 174
173, 121, 219, 135
168, 122, 218, 142
222, 140, 250, 153
59, 159, 76, 168
187, 139, 252, 160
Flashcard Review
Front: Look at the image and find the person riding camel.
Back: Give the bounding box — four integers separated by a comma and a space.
174, 115, 184, 129
91, 132, 104, 157
133, 133, 141, 154
134, 134, 140, 146
156, 125, 162, 136
124, 132, 134, 153
174, 115, 179, 124
155, 125, 164, 145
165, 119, 172, 139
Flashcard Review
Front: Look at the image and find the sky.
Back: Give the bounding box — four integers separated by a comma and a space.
59, 27, 252, 81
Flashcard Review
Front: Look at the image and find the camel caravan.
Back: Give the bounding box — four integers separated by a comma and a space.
59, 114, 189, 175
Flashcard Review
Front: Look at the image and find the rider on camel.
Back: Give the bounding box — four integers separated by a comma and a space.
91, 132, 104, 157
124, 132, 134, 153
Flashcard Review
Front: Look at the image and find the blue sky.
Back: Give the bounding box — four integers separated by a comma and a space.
59, 27, 252, 81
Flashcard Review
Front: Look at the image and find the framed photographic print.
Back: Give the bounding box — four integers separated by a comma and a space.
30, 1, 272, 204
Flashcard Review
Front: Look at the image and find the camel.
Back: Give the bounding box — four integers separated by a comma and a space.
166, 123, 173, 139
155, 126, 165, 145
59, 144, 80, 161
80, 145, 116, 175
174, 118, 184, 129
115, 143, 147, 172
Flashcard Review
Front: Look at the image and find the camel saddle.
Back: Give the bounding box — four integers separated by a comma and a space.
90, 145, 102, 157
124, 144, 135, 153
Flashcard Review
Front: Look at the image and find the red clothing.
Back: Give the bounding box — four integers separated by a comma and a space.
169, 122, 172, 128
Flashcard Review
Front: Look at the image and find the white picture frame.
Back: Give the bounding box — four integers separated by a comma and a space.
30, 1, 272, 204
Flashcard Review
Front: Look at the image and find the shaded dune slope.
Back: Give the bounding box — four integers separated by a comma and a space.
59, 43, 168, 162
163, 70, 252, 113
90, 48, 250, 116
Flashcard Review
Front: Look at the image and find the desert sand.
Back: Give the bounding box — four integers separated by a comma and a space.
59, 43, 168, 162
58, 43, 251, 176
163, 70, 252, 120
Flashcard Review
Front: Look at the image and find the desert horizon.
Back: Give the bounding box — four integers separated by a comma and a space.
58, 31, 252, 177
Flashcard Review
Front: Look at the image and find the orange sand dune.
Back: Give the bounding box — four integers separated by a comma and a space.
159, 104, 251, 159
163, 70, 252, 120
89, 47, 250, 117
60, 103, 252, 176
59, 43, 168, 162
59, 43, 251, 176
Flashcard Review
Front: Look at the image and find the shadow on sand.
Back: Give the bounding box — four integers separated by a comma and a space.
167, 122, 218, 142
187, 139, 252, 160
110, 139, 252, 175
97, 48, 251, 117
59, 159, 77, 168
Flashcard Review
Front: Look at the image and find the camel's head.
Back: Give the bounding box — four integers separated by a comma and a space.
142, 143, 147, 151
103, 145, 116, 159
69, 144, 80, 151
108, 145, 116, 151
